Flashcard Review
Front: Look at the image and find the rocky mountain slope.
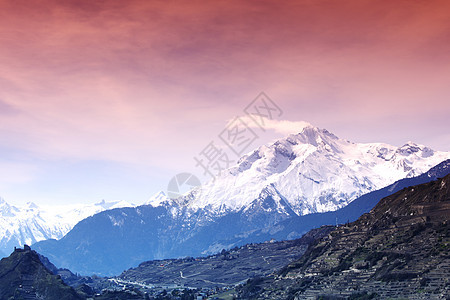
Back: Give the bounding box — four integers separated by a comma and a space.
229, 159, 450, 246
0, 246, 153, 299
0, 245, 83, 300
240, 175, 450, 299
33, 125, 449, 275
0, 199, 133, 256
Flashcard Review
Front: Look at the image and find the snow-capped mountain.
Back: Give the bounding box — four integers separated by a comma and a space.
156, 124, 449, 216
32, 123, 449, 275
144, 191, 169, 207
0, 198, 133, 255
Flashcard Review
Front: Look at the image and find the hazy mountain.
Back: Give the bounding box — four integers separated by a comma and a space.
240, 175, 450, 299
33, 125, 449, 275
0, 199, 133, 255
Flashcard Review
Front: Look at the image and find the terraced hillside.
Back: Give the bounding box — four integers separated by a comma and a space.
118, 226, 334, 289
239, 175, 450, 299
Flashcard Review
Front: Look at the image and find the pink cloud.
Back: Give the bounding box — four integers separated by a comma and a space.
0, 0, 449, 169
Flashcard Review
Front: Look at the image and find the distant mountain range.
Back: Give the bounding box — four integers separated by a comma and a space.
4, 169, 447, 299
32, 124, 450, 275
240, 174, 450, 299
0, 199, 133, 255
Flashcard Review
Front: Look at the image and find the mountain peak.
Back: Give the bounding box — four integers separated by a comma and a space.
145, 191, 170, 207
96, 199, 107, 205
109, 200, 134, 209
188, 124, 449, 215
274, 125, 343, 156
94, 199, 133, 210
0, 199, 140, 256
26, 202, 39, 210
0, 198, 17, 218
0, 246, 83, 299
396, 141, 434, 158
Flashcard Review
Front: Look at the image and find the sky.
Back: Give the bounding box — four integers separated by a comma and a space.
0, 0, 449, 206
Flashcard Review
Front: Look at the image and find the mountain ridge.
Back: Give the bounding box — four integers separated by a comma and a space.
213, 159, 450, 247
153, 125, 448, 217
0, 199, 134, 256
240, 174, 450, 299
32, 124, 449, 275
0, 245, 84, 300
